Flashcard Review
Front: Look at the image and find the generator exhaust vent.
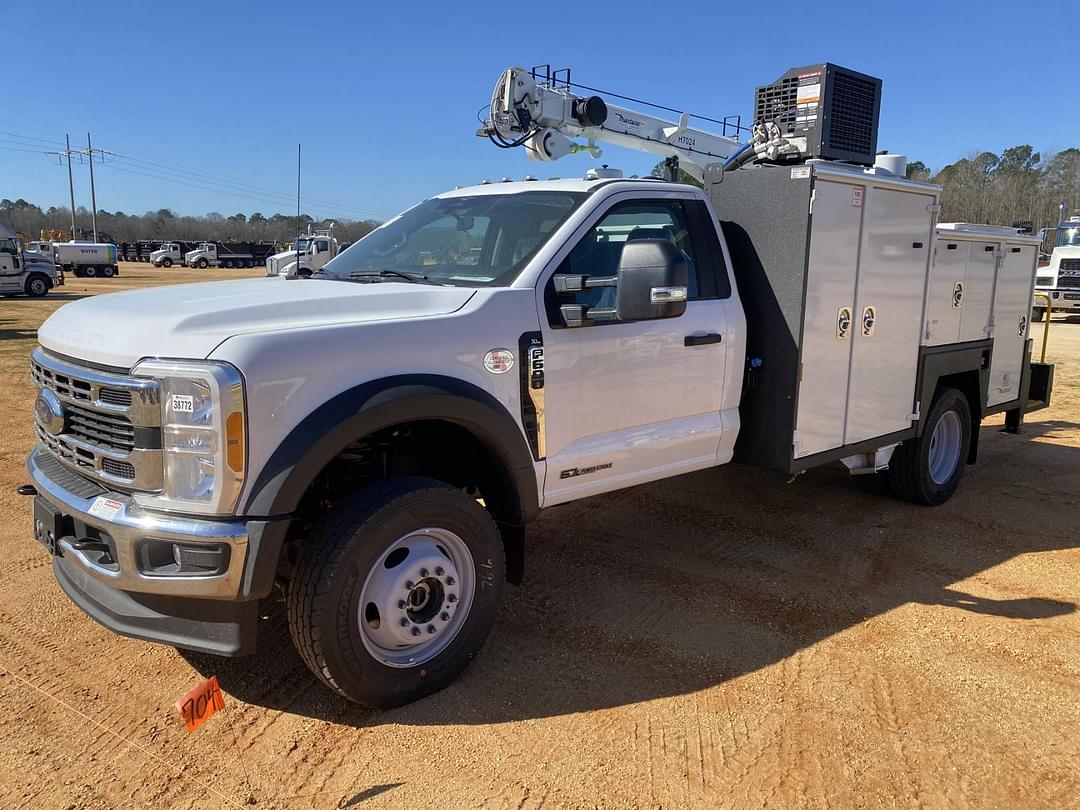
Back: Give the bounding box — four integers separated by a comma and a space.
754, 63, 882, 166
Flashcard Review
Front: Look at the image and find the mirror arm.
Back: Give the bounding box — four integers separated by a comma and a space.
553, 273, 617, 294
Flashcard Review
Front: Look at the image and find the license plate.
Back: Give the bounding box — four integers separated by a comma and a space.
33, 496, 71, 555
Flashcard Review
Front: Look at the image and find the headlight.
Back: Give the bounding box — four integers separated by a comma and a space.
131, 359, 246, 516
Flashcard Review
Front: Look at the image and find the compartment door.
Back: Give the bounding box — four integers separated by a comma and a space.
988, 244, 1037, 406
959, 242, 997, 342
925, 239, 965, 345
793, 179, 861, 459
845, 187, 935, 445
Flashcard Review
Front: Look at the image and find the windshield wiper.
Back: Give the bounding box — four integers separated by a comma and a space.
348, 270, 432, 284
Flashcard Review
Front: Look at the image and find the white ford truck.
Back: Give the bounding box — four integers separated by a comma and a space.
22, 64, 1055, 707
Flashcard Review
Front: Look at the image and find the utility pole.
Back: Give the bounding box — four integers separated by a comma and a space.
65, 135, 76, 240
87, 132, 98, 242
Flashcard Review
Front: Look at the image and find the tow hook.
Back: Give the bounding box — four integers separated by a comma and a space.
16, 485, 37, 496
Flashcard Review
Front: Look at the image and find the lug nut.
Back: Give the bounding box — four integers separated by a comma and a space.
405, 580, 414, 590
427, 625, 436, 634
447, 594, 457, 603
420, 568, 429, 577
400, 617, 409, 627
398, 599, 407, 609
435, 566, 444, 576
441, 612, 450, 621
446, 576, 456, 586
411, 627, 421, 637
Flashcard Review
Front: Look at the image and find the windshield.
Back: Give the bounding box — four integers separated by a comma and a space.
292, 238, 313, 253
1056, 226, 1080, 247
322, 190, 587, 287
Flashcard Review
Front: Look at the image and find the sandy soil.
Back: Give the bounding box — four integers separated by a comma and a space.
0, 263, 1077, 808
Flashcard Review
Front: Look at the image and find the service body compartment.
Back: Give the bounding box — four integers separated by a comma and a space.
712, 162, 938, 471
931, 224, 1041, 407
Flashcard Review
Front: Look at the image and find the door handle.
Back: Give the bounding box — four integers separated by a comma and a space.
684, 333, 722, 347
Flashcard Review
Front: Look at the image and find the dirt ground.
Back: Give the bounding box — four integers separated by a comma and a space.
0, 263, 1077, 809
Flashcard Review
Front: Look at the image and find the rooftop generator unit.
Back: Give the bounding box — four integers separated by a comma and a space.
754, 63, 882, 165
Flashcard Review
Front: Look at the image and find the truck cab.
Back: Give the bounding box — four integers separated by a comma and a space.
151, 242, 185, 268
1033, 215, 1080, 320
0, 229, 62, 297
184, 242, 217, 268
265, 227, 340, 278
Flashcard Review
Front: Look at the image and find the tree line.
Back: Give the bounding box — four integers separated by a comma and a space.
0, 199, 381, 245
652, 145, 1080, 231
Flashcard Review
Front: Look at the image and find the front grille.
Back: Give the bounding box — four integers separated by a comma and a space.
31, 348, 162, 491
1059, 275, 1080, 289
66, 403, 135, 451
34, 450, 107, 499
1060, 258, 1080, 272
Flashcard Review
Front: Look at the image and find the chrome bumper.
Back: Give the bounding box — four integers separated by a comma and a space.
28, 447, 249, 599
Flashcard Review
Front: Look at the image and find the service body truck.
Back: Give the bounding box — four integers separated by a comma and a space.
0, 227, 62, 297
1032, 212, 1080, 320
22, 63, 1055, 707
54, 241, 120, 278
265, 227, 340, 278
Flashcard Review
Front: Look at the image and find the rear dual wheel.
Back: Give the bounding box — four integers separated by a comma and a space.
887, 387, 971, 505
287, 477, 504, 707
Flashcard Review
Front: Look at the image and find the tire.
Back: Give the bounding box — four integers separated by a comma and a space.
102, 265, 115, 277
287, 476, 505, 708
887, 387, 972, 505
1031, 306, 1046, 323
245, 259, 254, 268
84, 265, 98, 277
298, 269, 312, 279
162, 258, 173, 268
196, 258, 208, 269
25, 276, 49, 298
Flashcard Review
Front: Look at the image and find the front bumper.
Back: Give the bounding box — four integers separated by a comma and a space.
27, 447, 288, 655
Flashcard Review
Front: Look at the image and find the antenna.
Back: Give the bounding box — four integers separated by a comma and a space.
296, 143, 301, 260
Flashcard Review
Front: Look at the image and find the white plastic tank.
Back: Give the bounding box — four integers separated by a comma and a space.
873, 152, 907, 177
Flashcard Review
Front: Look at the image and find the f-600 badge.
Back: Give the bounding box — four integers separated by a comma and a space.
560, 462, 613, 480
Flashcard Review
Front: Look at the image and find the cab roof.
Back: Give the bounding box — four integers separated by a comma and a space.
434, 176, 689, 198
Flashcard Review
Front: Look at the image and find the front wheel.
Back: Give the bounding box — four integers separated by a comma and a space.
888, 387, 972, 505
196, 258, 208, 269
287, 477, 505, 707
25, 276, 49, 298
162, 257, 173, 268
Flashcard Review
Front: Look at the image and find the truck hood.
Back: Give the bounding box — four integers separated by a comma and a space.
38, 277, 476, 368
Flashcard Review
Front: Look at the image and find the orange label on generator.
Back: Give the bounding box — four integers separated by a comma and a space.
175, 675, 226, 733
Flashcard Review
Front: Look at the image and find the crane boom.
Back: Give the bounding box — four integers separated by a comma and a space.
480, 67, 743, 181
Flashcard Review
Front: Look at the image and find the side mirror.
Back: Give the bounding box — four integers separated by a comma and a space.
614, 239, 688, 321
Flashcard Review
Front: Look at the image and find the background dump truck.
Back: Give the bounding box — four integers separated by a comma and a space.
23, 62, 1054, 709
1033, 207, 1080, 321
0, 226, 62, 297
184, 240, 276, 268
265, 226, 340, 278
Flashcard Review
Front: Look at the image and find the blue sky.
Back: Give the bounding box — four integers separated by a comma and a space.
3, 0, 1073, 221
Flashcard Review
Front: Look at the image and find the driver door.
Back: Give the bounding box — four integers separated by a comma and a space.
537, 194, 738, 505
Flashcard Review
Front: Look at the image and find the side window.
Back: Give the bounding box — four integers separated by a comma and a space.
545, 198, 714, 325
316, 239, 329, 253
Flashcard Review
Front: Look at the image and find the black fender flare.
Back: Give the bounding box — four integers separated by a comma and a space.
243, 374, 539, 524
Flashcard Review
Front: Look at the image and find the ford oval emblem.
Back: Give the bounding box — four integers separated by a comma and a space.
483, 349, 514, 374
35, 389, 66, 436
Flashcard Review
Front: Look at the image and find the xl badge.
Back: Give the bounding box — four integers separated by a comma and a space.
483, 349, 514, 374
34, 389, 65, 436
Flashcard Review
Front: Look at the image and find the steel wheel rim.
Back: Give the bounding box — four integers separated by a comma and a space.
357, 527, 475, 669
29, 279, 46, 295
928, 410, 963, 485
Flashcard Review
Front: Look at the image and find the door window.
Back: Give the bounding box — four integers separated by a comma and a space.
545, 198, 724, 325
